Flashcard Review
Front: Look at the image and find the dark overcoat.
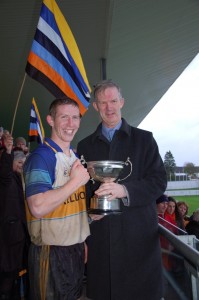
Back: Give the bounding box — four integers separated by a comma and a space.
77, 118, 167, 300
186, 220, 199, 239
0, 151, 29, 273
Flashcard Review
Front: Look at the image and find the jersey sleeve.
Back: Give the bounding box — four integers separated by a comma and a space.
24, 152, 53, 197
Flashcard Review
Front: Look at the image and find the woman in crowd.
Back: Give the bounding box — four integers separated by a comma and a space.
164, 196, 185, 233
177, 201, 190, 227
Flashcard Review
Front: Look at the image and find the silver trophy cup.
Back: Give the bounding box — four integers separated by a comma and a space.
85, 159, 132, 215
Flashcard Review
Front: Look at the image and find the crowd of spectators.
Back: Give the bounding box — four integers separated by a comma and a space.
156, 194, 199, 271
156, 194, 199, 299
0, 127, 29, 155
156, 193, 199, 237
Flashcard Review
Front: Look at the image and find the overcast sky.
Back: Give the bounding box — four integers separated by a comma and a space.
138, 53, 199, 167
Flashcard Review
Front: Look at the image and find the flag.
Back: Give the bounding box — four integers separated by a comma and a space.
26, 0, 91, 116
29, 98, 45, 144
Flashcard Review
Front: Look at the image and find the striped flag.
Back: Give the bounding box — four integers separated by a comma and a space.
29, 98, 45, 144
26, 0, 91, 116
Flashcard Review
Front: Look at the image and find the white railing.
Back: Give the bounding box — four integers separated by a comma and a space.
159, 223, 199, 300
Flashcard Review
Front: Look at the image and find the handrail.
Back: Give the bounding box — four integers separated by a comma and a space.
158, 223, 199, 267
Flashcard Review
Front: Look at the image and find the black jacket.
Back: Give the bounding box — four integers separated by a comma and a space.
186, 220, 199, 239
0, 151, 29, 273
77, 118, 167, 300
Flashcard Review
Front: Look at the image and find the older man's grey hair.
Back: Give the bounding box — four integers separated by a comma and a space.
93, 80, 123, 101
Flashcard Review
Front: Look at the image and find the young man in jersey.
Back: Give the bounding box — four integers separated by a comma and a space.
24, 98, 90, 300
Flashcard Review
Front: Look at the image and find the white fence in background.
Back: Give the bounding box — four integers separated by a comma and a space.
166, 179, 199, 196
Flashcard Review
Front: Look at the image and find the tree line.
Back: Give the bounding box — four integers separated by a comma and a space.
164, 150, 198, 181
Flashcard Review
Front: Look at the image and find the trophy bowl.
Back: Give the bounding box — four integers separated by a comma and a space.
87, 160, 125, 215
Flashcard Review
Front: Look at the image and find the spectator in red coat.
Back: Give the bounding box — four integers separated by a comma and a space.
165, 197, 185, 232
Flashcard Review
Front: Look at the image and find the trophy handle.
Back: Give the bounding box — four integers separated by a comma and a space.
118, 157, 132, 182
80, 155, 86, 165
80, 155, 95, 184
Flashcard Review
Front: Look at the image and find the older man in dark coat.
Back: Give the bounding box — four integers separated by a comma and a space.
77, 80, 167, 300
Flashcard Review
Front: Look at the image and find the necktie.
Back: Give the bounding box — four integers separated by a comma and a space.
108, 129, 115, 141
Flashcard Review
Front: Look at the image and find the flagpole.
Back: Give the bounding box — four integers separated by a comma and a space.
10, 73, 27, 135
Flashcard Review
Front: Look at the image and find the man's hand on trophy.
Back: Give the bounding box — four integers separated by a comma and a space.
95, 182, 127, 201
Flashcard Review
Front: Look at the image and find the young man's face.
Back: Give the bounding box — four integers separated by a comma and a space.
93, 87, 124, 128
48, 104, 81, 144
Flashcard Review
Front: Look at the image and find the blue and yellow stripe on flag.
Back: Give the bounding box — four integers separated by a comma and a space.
26, 0, 91, 116
29, 98, 45, 144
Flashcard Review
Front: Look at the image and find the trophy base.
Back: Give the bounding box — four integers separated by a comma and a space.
89, 197, 121, 215
88, 208, 122, 216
